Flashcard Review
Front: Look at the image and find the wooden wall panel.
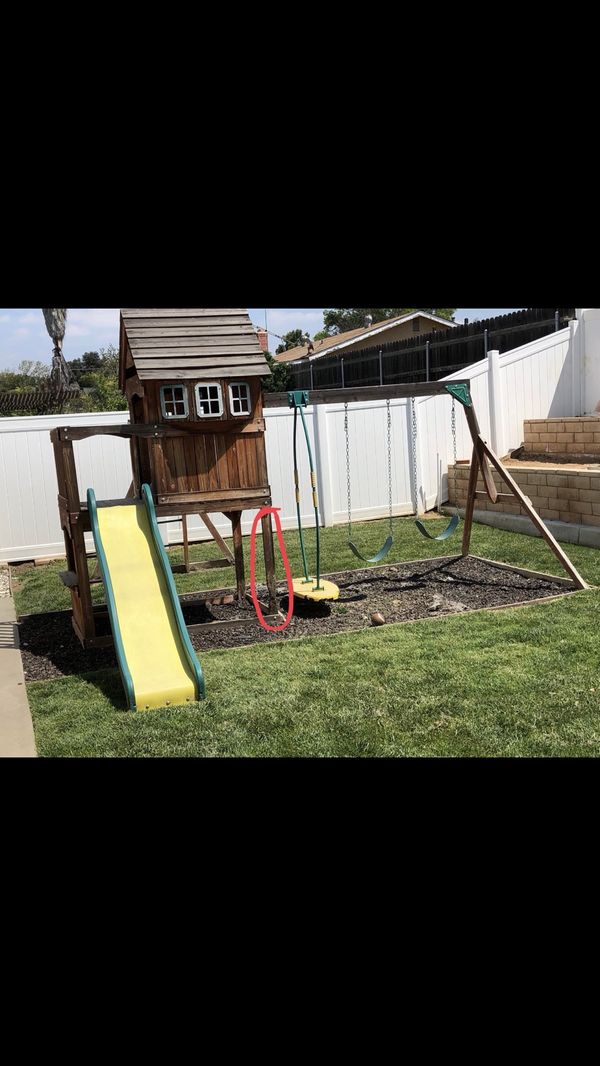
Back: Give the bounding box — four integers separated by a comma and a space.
124, 372, 269, 502
193, 435, 211, 493
214, 435, 231, 489
182, 436, 199, 492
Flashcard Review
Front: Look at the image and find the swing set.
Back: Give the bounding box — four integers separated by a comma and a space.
267, 381, 588, 597
343, 393, 460, 560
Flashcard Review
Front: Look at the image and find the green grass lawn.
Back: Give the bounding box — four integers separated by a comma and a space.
12, 516, 600, 617
17, 517, 600, 758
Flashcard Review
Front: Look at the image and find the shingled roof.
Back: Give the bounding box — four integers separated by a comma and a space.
119, 309, 270, 387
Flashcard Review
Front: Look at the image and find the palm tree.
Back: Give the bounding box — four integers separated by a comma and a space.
42, 308, 76, 389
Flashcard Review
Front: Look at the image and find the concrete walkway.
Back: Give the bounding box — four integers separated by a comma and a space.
0, 593, 37, 758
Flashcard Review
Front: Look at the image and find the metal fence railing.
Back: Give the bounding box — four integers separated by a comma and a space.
286, 308, 575, 391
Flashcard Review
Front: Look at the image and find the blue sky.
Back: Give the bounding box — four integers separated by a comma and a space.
0, 308, 521, 371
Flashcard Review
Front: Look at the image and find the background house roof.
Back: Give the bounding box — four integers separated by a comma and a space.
275, 311, 456, 364
120, 309, 270, 381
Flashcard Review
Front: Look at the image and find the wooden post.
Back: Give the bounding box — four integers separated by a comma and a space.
478, 438, 589, 590
52, 435, 78, 576
261, 512, 278, 612
182, 514, 191, 573
130, 437, 142, 496
462, 448, 480, 556
487, 349, 506, 458
60, 439, 96, 640
230, 511, 246, 604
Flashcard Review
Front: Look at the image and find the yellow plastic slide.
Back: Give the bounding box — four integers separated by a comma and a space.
87, 485, 204, 710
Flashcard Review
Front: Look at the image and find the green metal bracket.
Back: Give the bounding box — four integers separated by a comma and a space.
288, 390, 310, 409
445, 383, 472, 408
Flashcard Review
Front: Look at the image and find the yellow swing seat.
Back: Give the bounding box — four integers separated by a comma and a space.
292, 577, 340, 602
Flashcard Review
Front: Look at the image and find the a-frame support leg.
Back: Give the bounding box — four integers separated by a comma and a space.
478, 438, 588, 590
461, 446, 480, 557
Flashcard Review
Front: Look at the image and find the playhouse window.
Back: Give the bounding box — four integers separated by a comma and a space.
228, 382, 252, 417
195, 382, 223, 418
160, 384, 189, 419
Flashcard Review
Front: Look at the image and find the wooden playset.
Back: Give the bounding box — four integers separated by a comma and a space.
51, 308, 279, 649
49, 309, 588, 710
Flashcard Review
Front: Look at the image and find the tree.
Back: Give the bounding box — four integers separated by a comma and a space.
67, 352, 102, 386
262, 353, 293, 393
313, 330, 330, 342
41, 308, 76, 388
16, 360, 50, 380
0, 362, 50, 393
64, 344, 126, 412
275, 329, 310, 355
98, 343, 119, 376
322, 308, 456, 334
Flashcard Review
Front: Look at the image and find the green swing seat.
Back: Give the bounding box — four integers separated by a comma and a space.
415, 514, 460, 542
348, 535, 394, 564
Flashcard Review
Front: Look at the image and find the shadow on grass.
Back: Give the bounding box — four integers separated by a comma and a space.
83, 667, 129, 711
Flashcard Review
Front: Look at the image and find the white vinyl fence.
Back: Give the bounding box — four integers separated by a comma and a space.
0, 317, 584, 563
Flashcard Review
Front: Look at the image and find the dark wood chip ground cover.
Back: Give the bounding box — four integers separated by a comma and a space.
18, 557, 574, 683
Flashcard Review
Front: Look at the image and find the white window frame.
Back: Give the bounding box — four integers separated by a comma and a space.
228, 381, 252, 418
195, 381, 224, 419
160, 384, 189, 420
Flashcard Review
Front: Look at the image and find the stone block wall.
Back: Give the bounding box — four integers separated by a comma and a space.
523, 416, 600, 455
448, 464, 600, 528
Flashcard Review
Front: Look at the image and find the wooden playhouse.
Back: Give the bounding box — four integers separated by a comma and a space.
51, 308, 279, 647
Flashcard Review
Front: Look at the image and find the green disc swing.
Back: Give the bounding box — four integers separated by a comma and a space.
290, 392, 339, 602
344, 399, 394, 564
411, 395, 460, 542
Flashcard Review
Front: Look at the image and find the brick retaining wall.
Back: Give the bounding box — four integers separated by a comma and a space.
524, 416, 600, 455
448, 463, 600, 527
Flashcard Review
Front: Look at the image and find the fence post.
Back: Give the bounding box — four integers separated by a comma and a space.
313, 403, 334, 527
487, 349, 507, 457
570, 318, 581, 416
425, 340, 430, 382
379, 348, 383, 386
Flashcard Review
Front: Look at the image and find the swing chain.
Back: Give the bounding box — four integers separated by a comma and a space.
386, 399, 393, 535
344, 402, 352, 538
451, 396, 457, 464
411, 397, 419, 514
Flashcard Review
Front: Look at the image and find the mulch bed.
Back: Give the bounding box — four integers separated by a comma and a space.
18, 557, 574, 683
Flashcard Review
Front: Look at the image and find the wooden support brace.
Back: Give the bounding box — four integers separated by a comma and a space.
462, 447, 480, 557
478, 437, 589, 590
475, 491, 522, 502
463, 406, 498, 503
171, 559, 232, 574
199, 513, 235, 564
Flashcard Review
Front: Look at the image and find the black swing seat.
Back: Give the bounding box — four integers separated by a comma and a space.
414, 514, 460, 542
348, 535, 394, 564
